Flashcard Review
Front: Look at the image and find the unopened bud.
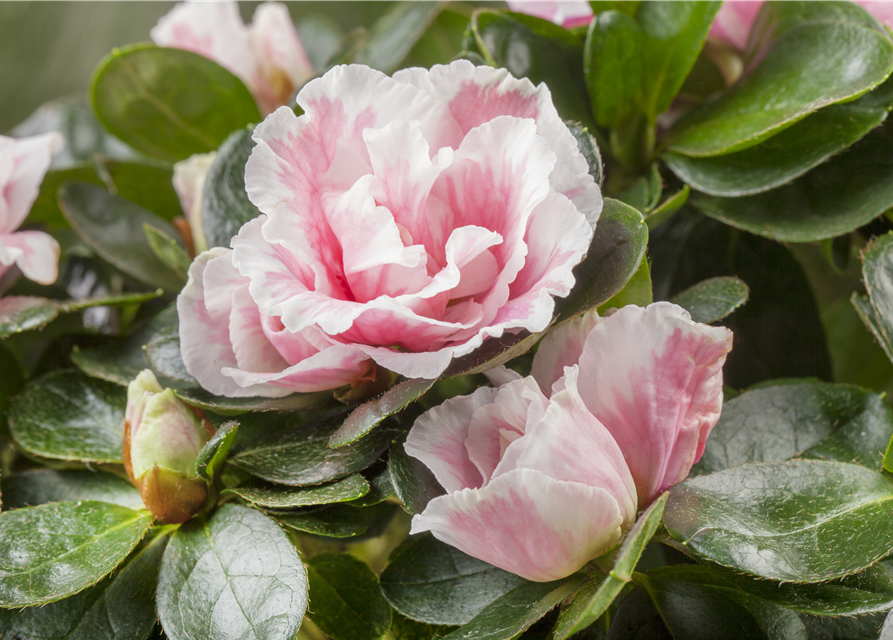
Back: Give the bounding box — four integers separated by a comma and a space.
124, 370, 213, 523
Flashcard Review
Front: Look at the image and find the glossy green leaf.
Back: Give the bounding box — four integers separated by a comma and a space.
1, 469, 143, 510
670, 276, 749, 324
306, 553, 392, 640
664, 460, 893, 582
555, 198, 648, 320
157, 505, 306, 640
0, 296, 60, 337
90, 44, 260, 163
144, 326, 196, 384
173, 385, 335, 416
665, 80, 893, 196
584, 11, 643, 128
597, 255, 652, 311
440, 577, 580, 640
555, 493, 667, 639
230, 412, 397, 485
202, 127, 260, 250
669, 1, 893, 156
0, 501, 153, 607
59, 182, 185, 291
853, 293, 893, 365
567, 121, 604, 186
104, 159, 182, 221
353, 1, 443, 74
804, 612, 887, 640
693, 381, 893, 476
380, 535, 526, 626
228, 474, 370, 509
329, 378, 435, 448
644, 186, 689, 230
273, 504, 371, 539
441, 331, 541, 378
473, 10, 592, 125
861, 232, 893, 359
349, 463, 395, 507
144, 224, 191, 278
637, 1, 721, 120
0, 529, 167, 640
388, 436, 445, 515
195, 419, 239, 482
8, 370, 126, 464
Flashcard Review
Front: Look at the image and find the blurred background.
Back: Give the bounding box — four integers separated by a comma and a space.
0, 1, 497, 133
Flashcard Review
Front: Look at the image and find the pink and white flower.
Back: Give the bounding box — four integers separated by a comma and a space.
178, 247, 373, 397
405, 368, 637, 582
532, 303, 733, 505
0, 133, 63, 286
505, 1, 594, 29
205, 61, 601, 388
151, 1, 314, 115
172, 152, 216, 255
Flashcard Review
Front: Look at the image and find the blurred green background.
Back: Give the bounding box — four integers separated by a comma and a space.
0, 2, 413, 132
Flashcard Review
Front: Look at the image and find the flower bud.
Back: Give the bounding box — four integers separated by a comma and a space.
124, 370, 213, 523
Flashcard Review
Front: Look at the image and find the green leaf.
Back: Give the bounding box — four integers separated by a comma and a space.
295, 14, 344, 72
329, 378, 435, 448
202, 127, 261, 250
90, 44, 261, 163
670, 276, 749, 324
380, 535, 526, 626
272, 504, 371, 539
689, 119, 893, 242
195, 419, 239, 482
860, 232, 893, 359
668, 1, 893, 156
644, 186, 689, 230
157, 504, 306, 640
173, 385, 335, 416
8, 370, 126, 464
441, 331, 541, 378
230, 412, 398, 485
664, 459, 893, 582
554, 493, 667, 639
0, 528, 167, 640
637, 1, 721, 120
693, 381, 893, 476
853, 293, 893, 365
1, 469, 143, 511
803, 612, 886, 640
104, 159, 183, 221
597, 255, 652, 311
144, 326, 196, 384
388, 436, 445, 516
0, 296, 60, 337
0, 501, 153, 607
555, 198, 648, 320
144, 224, 192, 278
228, 474, 370, 509
353, 1, 444, 74
349, 463, 395, 507
59, 182, 186, 291
664, 80, 893, 196
440, 577, 580, 640
567, 121, 604, 186
306, 553, 392, 640
0, 343, 23, 422
584, 11, 643, 128
473, 10, 592, 125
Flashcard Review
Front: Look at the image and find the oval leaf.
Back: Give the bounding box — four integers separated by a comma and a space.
0, 296, 59, 337
8, 370, 126, 464
0, 501, 153, 607
228, 474, 370, 509
196, 419, 239, 482
670, 276, 749, 324
1, 469, 143, 511
273, 505, 371, 539
664, 459, 893, 582
157, 504, 307, 640
90, 44, 260, 163
388, 436, 445, 516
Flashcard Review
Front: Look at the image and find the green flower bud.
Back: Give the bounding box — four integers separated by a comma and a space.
124, 370, 213, 523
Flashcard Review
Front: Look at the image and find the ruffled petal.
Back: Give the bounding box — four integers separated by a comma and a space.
0, 231, 60, 285
531, 309, 604, 394
1, 133, 63, 232
411, 468, 624, 582
576, 303, 733, 504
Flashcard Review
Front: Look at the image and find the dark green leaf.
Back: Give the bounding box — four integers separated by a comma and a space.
388, 436, 445, 515
554, 494, 667, 639
473, 10, 592, 125
349, 463, 396, 507
0, 528, 167, 640
442, 331, 541, 378
584, 11, 643, 128
853, 293, 893, 365
665, 80, 893, 196
59, 182, 185, 291
861, 232, 893, 359
1, 469, 142, 510
664, 459, 893, 582
306, 553, 392, 640
173, 385, 335, 416
26, 165, 104, 229
0, 343, 23, 421
157, 505, 306, 640
273, 504, 370, 539
104, 159, 182, 221
202, 127, 260, 250
144, 224, 191, 278
597, 255, 652, 311
440, 577, 580, 640
354, 1, 444, 74
555, 198, 648, 320
693, 381, 893, 475
144, 327, 196, 384
8, 370, 126, 464
228, 474, 370, 509
0, 296, 59, 337
329, 378, 435, 448
803, 612, 886, 640
637, 1, 721, 120
230, 412, 398, 485
195, 419, 239, 482
90, 44, 260, 163
670, 276, 749, 324
0, 501, 153, 607
380, 535, 526, 626
567, 121, 604, 186
644, 186, 689, 230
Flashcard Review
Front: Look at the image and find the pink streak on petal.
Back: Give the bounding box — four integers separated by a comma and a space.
709, 1, 763, 50
229, 283, 290, 374
506, 1, 594, 28
531, 309, 604, 394
1, 133, 63, 233
0, 231, 60, 285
